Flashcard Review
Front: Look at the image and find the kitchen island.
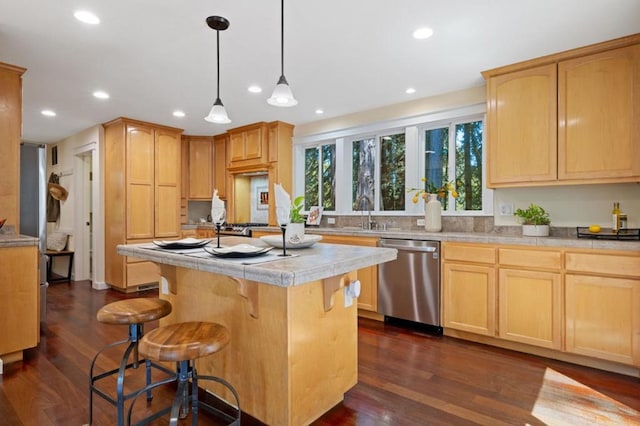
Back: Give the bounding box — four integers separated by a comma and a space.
118, 237, 396, 425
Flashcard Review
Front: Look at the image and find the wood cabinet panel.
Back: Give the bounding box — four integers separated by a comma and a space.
213, 134, 228, 199
228, 123, 268, 169
187, 137, 214, 199
443, 243, 496, 264
565, 274, 640, 365
487, 63, 557, 186
498, 247, 561, 270
126, 261, 160, 287
498, 268, 562, 349
127, 185, 154, 239
558, 44, 640, 180
442, 262, 496, 336
566, 251, 640, 277
0, 245, 38, 355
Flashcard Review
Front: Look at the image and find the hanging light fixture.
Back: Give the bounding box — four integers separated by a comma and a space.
205, 16, 231, 123
267, 0, 297, 107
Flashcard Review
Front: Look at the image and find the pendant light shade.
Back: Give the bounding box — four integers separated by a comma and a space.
204, 16, 231, 123
267, 0, 297, 107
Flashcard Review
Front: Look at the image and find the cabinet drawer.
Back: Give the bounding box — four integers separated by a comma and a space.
127, 261, 159, 287
499, 248, 561, 271
443, 243, 496, 264
566, 251, 640, 278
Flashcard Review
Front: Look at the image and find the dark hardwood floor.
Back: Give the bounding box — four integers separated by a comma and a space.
1, 280, 639, 425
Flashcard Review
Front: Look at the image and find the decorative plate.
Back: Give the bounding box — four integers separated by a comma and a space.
204, 244, 273, 258
152, 238, 212, 249
260, 234, 322, 249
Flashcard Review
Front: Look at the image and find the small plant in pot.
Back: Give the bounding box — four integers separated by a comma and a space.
514, 203, 551, 237
286, 196, 306, 242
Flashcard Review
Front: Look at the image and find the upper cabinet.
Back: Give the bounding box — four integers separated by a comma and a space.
186, 136, 214, 200
213, 133, 229, 199
483, 33, 640, 188
228, 123, 267, 169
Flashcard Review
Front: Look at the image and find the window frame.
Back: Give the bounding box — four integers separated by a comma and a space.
293, 103, 492, 217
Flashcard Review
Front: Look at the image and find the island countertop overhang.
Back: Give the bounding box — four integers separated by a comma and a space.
117, 239, 397, 287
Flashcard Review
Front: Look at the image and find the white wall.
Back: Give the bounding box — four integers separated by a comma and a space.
47, 124, 105, 288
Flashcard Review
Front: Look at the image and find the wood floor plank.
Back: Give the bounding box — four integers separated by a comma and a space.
2, 280, 640, 425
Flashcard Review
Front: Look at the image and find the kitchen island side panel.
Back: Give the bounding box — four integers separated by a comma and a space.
158, 264, 358, 426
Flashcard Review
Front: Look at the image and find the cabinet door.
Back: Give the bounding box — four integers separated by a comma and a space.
155, 129, 181, 238
565, 274, 640, 365
498, 269, 562, 349
442, 262, 496, 336
558, 44, 640, 181
486, 63, 557, 186
214, 135, 228, 199
229, 132, 245, 162
188, 138, 213, 199
310, 234, 379, 312
244, 127, 263, 160
126, 124, 155, 239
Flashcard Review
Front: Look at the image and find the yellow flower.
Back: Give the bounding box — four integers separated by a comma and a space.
407, 179, 458, 203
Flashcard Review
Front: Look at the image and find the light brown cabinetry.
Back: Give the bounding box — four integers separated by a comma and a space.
213, 134, 228, 199
565, 250, 640, 365
497, 248, 562, 349
484, 34, 640, 187
186, 136, 214, 200
104, 117, 182, 291
442, 244, 496, 335
0, 245, 39, 360
228, 123, 266, 167
0, 62, 26, 229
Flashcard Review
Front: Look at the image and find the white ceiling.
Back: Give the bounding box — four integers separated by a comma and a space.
1, 0, 639, 143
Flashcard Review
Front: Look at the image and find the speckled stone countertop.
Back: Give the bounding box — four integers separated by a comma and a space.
251, 226, 640, 252
0, 233, 39, 248
117, 236, 397, 287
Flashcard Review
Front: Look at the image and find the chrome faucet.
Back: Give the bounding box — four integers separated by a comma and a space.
355, 194, 376, 230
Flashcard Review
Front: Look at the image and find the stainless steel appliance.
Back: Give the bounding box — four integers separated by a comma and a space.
217, 222, 268, 237
378, 238, 441, 332
20, 143, 48, 322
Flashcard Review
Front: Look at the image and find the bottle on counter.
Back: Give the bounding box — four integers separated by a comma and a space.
612, 202, 621, 232
619, 213, 628, 230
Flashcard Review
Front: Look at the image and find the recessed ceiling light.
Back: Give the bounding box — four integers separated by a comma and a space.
315, 109, 324, 114
405, 88, 416, 94
413, 27, 433, 40
93, 90, 109, 99
74, 10, 100, 25
41, 110, 56, 117
173, 110, 186, 118
248, 85, 262, 93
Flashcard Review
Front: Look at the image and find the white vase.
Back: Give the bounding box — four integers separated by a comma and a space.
522, 224, 549, 237
285, 223, 305, 243
424, 193, 442, 232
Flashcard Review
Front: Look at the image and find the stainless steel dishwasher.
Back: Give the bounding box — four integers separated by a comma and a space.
378, 238, 441, 332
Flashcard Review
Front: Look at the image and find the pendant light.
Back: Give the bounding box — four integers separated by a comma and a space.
267, 0, 297, 107
205, 16, 231, 123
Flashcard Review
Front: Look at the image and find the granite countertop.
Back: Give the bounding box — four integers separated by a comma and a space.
117, 236, 397, 287
0, 234, 39, 248
250, 226, 640, 251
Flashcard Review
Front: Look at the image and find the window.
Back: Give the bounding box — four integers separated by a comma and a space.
352, 132, 405, 212
421, 118, 484, 212
304, 143, 336, 211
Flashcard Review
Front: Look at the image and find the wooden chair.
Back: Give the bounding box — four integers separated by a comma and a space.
89, 298, 173, 426
127, 321, 241, 425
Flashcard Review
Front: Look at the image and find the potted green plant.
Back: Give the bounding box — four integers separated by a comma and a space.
286, 195, 306, 242
514, 203, 551, 237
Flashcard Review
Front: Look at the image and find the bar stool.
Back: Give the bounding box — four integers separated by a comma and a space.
89, 298, 173, 426
127, 321, 241, 425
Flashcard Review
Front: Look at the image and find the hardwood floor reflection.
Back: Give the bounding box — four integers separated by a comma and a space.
1, 280, 639, 425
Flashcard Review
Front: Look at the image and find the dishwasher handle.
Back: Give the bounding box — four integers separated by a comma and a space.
379, 240, 437, 252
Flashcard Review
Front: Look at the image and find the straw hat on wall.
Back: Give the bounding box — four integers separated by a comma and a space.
48, 183, 68, 201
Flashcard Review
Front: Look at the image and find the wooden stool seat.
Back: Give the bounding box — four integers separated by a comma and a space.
139, 321, 230, 363
97, 298, 172, 325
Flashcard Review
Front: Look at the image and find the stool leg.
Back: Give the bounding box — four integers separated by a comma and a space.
191, 365, 199, 426
169, 361, 190, 426
116, 341, 137, 426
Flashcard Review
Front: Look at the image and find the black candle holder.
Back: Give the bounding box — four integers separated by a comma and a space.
215, 223, 222, 248
278, 224, 290, 256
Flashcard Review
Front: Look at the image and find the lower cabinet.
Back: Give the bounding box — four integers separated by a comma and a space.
442, 262, 496, 335
443, 242, 640, 368
565, 251, 640, 365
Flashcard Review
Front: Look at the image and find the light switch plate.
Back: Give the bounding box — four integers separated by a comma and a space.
499, 202, 514, 216
327, 217, 336, 224
160, 277, 169, 295
417, 218, 425, 226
